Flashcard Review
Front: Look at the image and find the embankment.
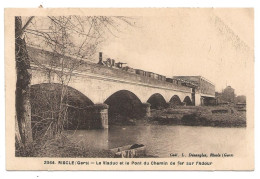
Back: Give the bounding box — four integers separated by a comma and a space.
149, 106, 246, 127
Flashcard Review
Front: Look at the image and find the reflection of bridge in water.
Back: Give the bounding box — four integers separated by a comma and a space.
28, 47, 200, 129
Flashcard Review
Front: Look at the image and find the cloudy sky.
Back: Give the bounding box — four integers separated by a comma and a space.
99, 8, 253, 96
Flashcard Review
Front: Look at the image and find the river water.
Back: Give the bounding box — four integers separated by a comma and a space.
65, 124, 248, 158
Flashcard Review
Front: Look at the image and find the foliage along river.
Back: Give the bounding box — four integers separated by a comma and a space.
65, 124, 247, 158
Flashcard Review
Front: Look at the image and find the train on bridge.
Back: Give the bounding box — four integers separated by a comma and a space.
97, 52, 198, 89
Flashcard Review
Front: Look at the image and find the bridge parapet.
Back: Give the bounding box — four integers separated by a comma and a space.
77, 62, 191, 93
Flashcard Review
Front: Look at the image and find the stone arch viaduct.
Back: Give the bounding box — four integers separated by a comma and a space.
29, 47, 193, 129
31, 66, 192, 105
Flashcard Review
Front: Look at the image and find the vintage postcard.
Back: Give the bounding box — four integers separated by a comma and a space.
5, 8, 254, 170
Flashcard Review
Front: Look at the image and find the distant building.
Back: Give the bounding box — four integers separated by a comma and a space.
235, 95, 246, 104
215, 86, 244, 105
172, 76, 215, 106
222, 86, 235, 103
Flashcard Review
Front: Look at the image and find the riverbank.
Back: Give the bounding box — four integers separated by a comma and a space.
16, 135, 114, 158
17, 135, 157, 158
108, 105, 246, 128
149, 105, 246, 127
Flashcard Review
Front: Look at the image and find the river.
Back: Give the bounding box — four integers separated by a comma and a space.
65, 124, 247, 158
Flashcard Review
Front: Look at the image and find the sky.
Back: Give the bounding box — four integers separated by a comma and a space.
24, 9, 254, 96
98, 9, 254, 96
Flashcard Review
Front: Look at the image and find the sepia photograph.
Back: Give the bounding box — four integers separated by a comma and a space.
5, 8, 254, 170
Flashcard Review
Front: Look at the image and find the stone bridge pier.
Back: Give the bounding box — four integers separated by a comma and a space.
86, 102, 152, 129
88, 104, 109, 129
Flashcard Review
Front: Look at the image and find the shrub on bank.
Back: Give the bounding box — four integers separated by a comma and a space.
150, 106, 246, 127
29, 135, 113, 158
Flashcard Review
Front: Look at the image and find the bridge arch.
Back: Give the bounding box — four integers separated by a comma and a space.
169, 95, 182, 106
147, 93, 167, 109
104, 90, 143, 123
183, 96, 192, 106
30, 83, 94, 106
30, 83, 95, 137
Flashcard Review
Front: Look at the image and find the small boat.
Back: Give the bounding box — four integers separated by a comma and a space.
109, 144, 146, 158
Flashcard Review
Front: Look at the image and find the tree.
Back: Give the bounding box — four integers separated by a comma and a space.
15, 16, 34, 152
15, 16, 135, 147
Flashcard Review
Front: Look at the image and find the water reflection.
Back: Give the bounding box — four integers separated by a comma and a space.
65, 125, 247, 158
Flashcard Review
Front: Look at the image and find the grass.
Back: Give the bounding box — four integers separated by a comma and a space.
16, 135, 114, 158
